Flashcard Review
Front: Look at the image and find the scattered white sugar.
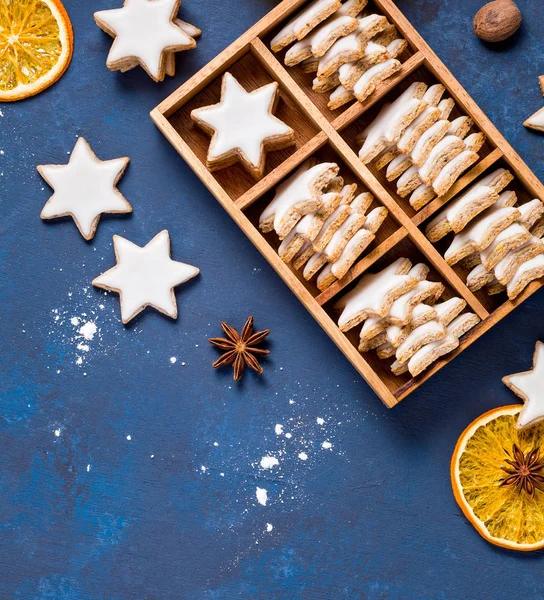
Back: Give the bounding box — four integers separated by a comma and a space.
317, 417, 325, 425
322, 441, 332, 450
77, 343, 90, 352
256, 487, 268, 506
70, 317, 80, 326
54, 429, 61, 437
298, 452, 308, 461
220, 472, 225, 477
75, 357, 83, 365
181, 362, 186, 366
169, 356, 177, 364
260, 456, 279, 470
126, 435, 131, 441
150, 455, 155, 459
201, 465, 207, 472
213, 442, 219, 447
289, 399, 295, 405
275, 424, 284, 435
0, 109, 3, 117
79, 321, 97, 340
266, 523, 273, 532
285, 433, 292, 439
86, 464, 91, 472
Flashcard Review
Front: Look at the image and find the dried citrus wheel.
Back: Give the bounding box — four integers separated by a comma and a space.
451, 405, 544, 551
0, 0, 73, 102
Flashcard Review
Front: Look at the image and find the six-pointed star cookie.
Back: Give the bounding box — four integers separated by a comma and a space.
94, 0, 196, 82
39, 137, 131, 241
93, 230, 199, 324
503, 341, 544, 429
190, 72, 295, 179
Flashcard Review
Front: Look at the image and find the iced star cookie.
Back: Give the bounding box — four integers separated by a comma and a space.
503, 341, 544, 429
94, 0, 197, 82
93, 230, 199, 324
191, 72, 295, 180
38, 137, 131, 241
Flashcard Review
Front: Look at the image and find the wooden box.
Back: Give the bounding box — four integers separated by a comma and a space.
151, 0, 544, 407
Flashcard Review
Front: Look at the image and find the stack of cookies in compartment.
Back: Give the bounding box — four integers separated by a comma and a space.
258, 159, 388, 291
357, 82, 486, 211
334, 257, 481, 377
271, 0, 408, 110
425, 168, 544, 301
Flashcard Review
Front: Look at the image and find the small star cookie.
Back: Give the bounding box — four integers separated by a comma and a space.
39, 137, 131, 241
503, 341, 544, 429
93, 230, 199, 324
94, 0, 196, 82
191, 72, 296, 179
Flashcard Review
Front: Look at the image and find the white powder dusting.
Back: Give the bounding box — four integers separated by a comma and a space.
126, 435, 131, 441
260, 456, 279, 470
86, 464, 92, 472
266, 523, 273, 532
70, 317, 80, 326
298, 452, 308, 461
54, 429, 61, 437
322, 441, 332, 450
79, 321, 97, 340
256, 487, 268, 506
170, 356, 177, 364
274, 424, 284, 435
285, 433, 292, 439
317, 417, 325, 425
77, 343, 90, 352
201, 465, 207, 472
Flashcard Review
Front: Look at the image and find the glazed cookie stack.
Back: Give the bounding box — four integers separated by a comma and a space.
357, 82, 486, 210
258, 159, 389, 291
270, 0, 408, 110
425, 169, 544, 300
335, 257, 480, 377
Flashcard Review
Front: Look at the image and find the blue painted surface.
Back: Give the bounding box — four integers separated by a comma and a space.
2, 0, 544, 598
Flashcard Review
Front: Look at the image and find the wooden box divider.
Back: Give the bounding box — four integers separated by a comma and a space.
151, 0, 544, 408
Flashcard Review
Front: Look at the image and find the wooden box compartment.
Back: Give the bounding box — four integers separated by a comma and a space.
152, 0, 544, 408
321, 234, 478, 398
260, 0, 418, 124
419, 159, 544, 315
242, 139, 402, 299
166, 46, 320, 201
338, 65, 497, 219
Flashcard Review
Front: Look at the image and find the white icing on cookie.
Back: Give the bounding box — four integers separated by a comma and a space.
504, 341, 544, 429
524, 106, 544, 132
191, 73, 293, 170
271, 0, 339, 48
336, 258, 414, 328
39, 137, 131, 241
94, 0, 195, 80
92, 230, 199, 324
259, 161, 337, 232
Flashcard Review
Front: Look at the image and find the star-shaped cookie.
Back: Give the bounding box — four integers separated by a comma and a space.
190, 72, 295, 179
92, 230, 199, 324
94, 0, 196, 82
503, 341, 544, 429
39, 137, 131, 241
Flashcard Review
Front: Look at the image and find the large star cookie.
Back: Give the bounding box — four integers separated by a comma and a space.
191, 72, 295, 179
94, 0, 196, 82
93, 230, 199, 323
503, 341, 544, 429
39, 137, 131, 241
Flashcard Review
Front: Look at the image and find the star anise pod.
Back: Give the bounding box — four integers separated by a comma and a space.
500, 444, 544, 497
208, 316, 270, 381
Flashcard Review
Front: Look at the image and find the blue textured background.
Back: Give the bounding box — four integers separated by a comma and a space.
2, 1, 544, 598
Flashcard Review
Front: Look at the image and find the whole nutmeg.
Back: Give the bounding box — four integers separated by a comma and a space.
473, 0, 522, 42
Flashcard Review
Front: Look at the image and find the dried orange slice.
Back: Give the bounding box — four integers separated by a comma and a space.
0, 0, 73, 102
451, 405, 544, 551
